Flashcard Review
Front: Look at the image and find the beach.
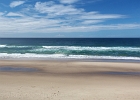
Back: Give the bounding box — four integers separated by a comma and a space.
0, 60, 140, 100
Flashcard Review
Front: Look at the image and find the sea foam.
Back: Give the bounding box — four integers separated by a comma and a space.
0, 53, 140, 60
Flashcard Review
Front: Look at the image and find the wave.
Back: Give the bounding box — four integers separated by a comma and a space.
0, 45, 7, 48
0, 45, 31, 48
0, 53, 140, 60
0, 45, 140, 58
42, 46, 140, 52
0, 45, 140, 52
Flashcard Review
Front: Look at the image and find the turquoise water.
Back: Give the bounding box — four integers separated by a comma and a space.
0, 38, 140, 60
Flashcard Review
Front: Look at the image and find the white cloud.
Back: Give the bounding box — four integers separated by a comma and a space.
80, 13, 125, 20
6, 12, 24, 17
35, 2, 82, 15
34, 2, 124, 20
0, 14, 140, 34
81, 20, 103, 25
59, 0, 79, 4
0, 1, 139, 36
10, 1, 25, 8
34, 1, 125, 26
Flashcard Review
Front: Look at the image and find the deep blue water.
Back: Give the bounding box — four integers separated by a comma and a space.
0, 38, 140, 60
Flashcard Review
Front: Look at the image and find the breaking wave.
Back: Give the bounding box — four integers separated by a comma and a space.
0, 44, 140, 60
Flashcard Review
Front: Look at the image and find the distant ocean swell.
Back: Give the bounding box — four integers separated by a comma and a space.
0, 44, 140, 60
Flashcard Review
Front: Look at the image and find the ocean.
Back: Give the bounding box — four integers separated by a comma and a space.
0, 38, 140, 61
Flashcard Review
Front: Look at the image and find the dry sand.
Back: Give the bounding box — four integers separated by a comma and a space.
0, 60, 140, 100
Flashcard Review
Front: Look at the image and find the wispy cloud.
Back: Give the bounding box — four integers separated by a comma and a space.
0, 14, 139, 34
80, 12, 125, 20
81, 20, 103, 25
10, 1, 25, 8
35, 1, 82, 15
34, 1, 124, 26
59, 0, 79, 4
0, 1, 139, 35
6, 12, 24, 17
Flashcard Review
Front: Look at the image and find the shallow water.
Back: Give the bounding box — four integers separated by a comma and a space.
0, 66, 37, 72
104, 71, 140, 75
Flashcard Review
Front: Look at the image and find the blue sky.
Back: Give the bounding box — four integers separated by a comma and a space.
0, 0, 140, 37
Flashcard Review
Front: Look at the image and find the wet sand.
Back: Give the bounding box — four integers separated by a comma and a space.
0, 60, 140, 100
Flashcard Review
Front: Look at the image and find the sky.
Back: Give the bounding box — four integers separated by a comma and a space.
0, 0, 140, 38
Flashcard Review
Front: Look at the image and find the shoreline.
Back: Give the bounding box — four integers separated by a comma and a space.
1, 58, 140, 63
